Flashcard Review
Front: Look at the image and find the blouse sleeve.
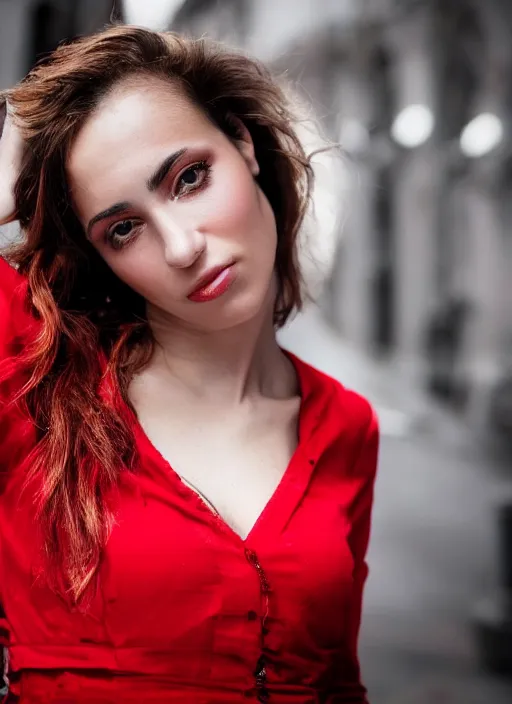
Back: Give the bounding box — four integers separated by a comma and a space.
0, 604, 8, 697
0, 256, 31, 698
0, 253, 36, 493
0, 256, 15, 348
328, 405, 380, 703
0, 257, 22, 462
0, 255, 30, 365
0, 254, 33, 392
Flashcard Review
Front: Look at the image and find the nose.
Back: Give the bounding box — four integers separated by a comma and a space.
154, 209, 206, 269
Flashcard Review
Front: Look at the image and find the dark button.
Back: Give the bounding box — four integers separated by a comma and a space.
247, 610, 258, 621
245, 548, 258, 564
309, 458, 315, 465
243, 689, 255, 698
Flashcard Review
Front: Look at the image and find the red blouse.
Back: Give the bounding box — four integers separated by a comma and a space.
0, 257, 379, 703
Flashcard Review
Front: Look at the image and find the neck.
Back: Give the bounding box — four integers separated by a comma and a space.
145, 290, 294, 405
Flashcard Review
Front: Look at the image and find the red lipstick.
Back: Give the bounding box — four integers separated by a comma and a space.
187, 264, 235, 303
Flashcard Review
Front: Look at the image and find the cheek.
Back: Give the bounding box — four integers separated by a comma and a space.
207, 168, 274, 242
97, 241, 168, 298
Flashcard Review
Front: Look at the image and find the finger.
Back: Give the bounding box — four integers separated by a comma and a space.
0, 97, 24, 224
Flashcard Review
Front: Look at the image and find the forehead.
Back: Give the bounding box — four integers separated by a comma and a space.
67, 76, 219, 192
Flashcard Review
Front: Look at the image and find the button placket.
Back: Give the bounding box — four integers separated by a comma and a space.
244, 548, 272, 702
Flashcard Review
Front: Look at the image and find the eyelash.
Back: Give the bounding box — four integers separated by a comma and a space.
174, 159, 211, 199
105, 159, 212, 251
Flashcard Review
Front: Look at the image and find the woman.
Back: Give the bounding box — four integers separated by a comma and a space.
0, 25, 379, 703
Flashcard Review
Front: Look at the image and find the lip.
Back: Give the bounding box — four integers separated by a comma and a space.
187, 263, 236, 303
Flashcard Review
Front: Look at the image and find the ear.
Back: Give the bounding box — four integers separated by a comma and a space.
0, 99, 24, 223
228, 115, 260, 177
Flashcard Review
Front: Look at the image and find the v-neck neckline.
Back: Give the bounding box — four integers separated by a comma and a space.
124, 349, 321, 547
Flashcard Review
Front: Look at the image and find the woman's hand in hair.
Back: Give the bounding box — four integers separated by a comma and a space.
0, 97, 24, 224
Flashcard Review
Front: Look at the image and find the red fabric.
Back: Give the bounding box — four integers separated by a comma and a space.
0, 257, 379, 703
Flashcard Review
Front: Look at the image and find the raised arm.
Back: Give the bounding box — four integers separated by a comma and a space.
0, 96, 23, 225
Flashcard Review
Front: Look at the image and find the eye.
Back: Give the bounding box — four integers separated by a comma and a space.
106, 219, 142, 250
174, 160, 211, 199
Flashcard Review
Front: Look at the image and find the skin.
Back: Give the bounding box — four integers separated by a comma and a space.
67, 75, 301, 538
0, 101, 24, 223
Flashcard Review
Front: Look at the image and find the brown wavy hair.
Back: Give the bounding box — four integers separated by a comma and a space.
0, 24, 313, 602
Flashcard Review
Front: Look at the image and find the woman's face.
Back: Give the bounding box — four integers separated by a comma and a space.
67, 76, 278, 331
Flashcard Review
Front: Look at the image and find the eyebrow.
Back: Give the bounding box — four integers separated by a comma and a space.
86, 148, 188, 237
146, 148, 187, 191
86, 201, 132, 238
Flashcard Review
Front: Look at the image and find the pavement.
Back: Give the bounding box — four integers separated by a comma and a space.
279, 305, 512, 704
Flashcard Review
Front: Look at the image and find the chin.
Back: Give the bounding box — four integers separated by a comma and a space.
188, 286, 273, 332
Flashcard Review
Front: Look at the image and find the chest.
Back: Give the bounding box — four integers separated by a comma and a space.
130, 384, 301, 540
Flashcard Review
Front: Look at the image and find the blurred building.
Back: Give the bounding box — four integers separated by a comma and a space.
0, 0, 115, 91
169, 0, 512, 438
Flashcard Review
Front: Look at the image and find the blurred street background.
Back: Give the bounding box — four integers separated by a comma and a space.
1, 0, 512, 701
